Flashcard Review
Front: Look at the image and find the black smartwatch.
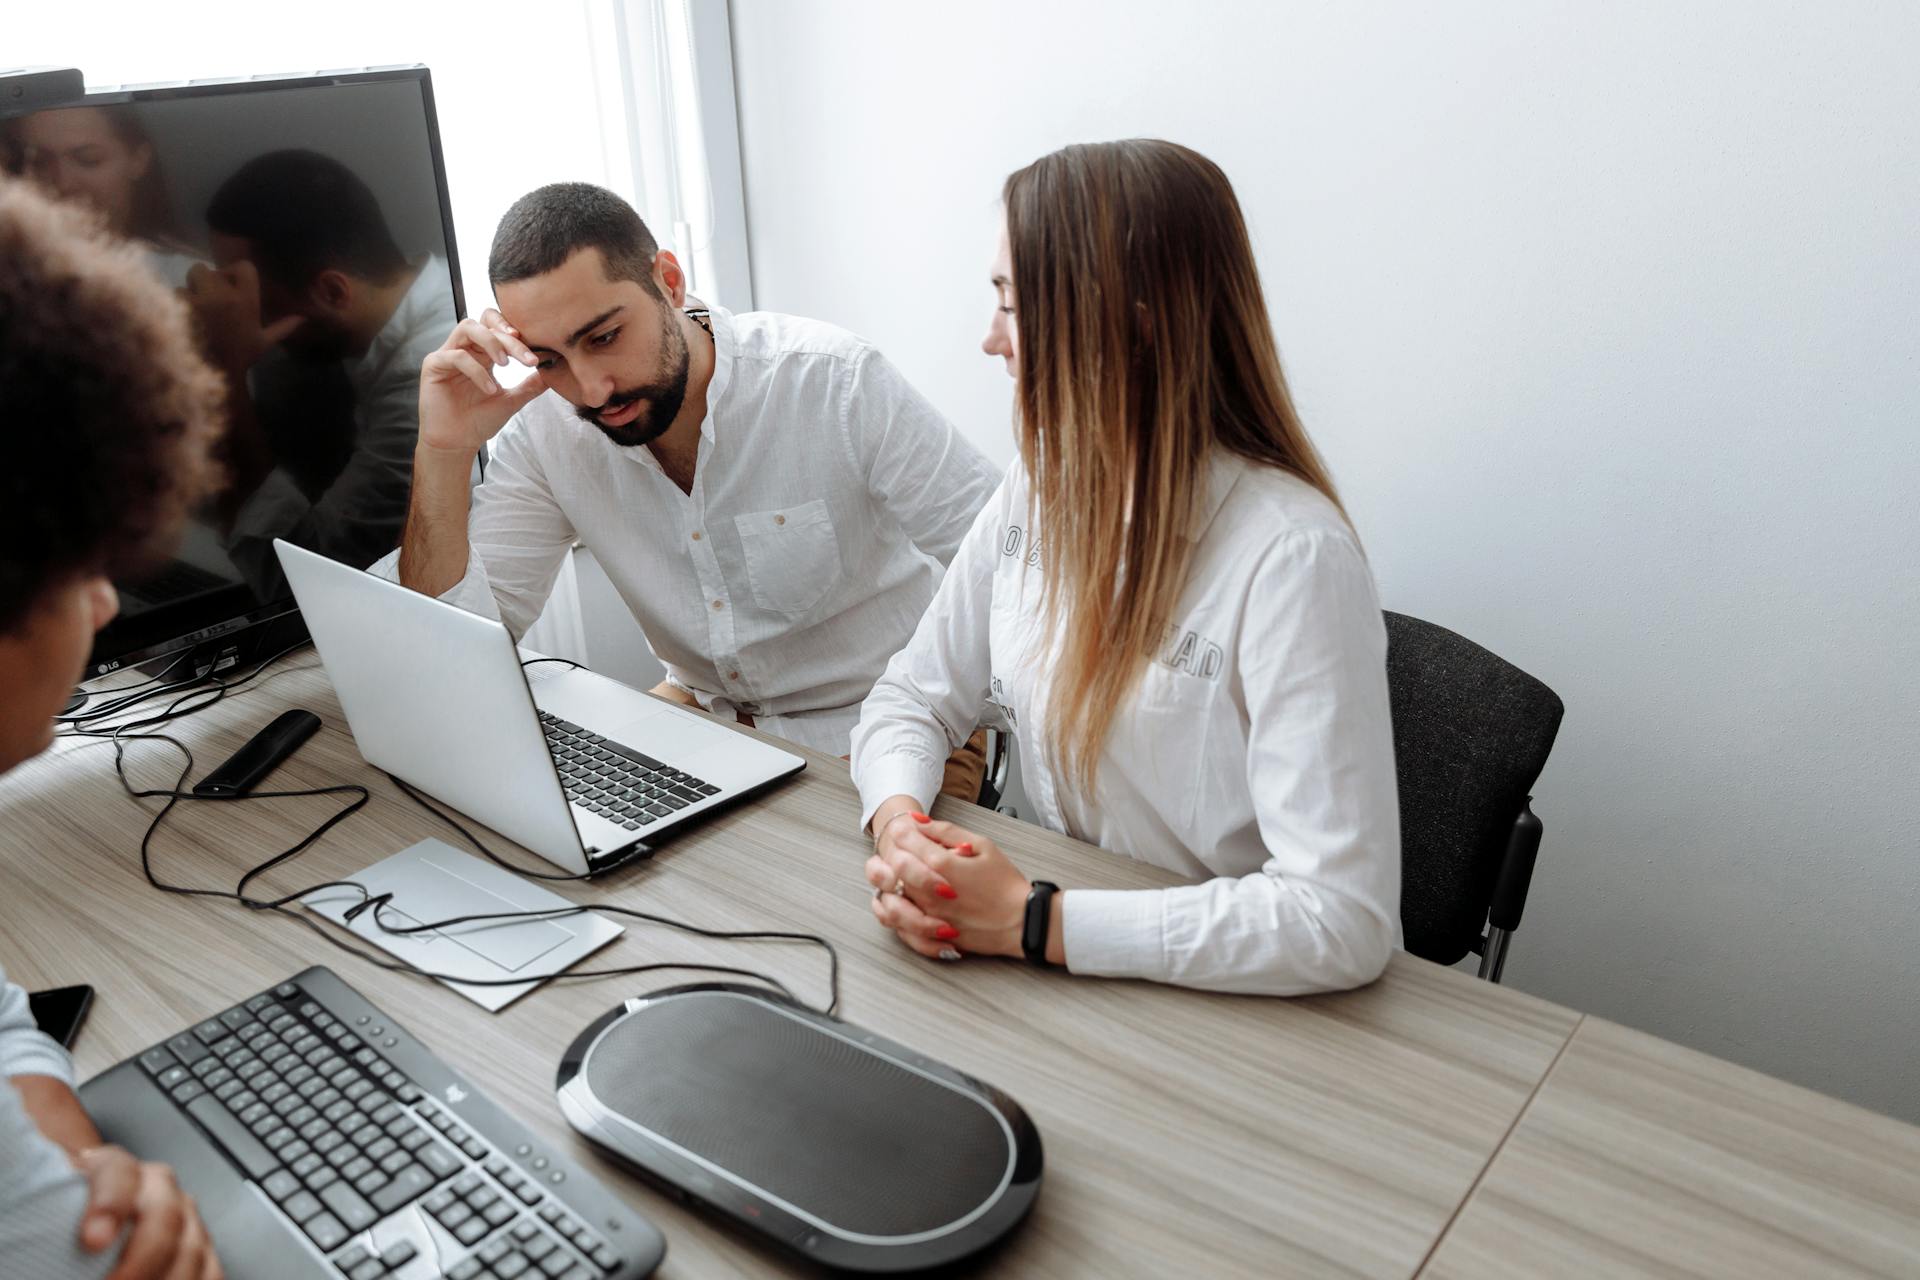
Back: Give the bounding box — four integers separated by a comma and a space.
1022, 880, 1061, 966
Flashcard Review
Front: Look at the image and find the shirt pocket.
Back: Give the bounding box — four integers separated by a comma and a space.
734, 498, 841, 617
1115, 663, 1218, 834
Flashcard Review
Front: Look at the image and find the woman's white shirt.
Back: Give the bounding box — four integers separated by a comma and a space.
851, 453, 1402, 995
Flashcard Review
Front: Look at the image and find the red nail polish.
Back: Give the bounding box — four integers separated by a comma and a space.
909, 812, 931, 823
935, 925, 960, 941
935, 883, 958, 900
957, 843, 974, 856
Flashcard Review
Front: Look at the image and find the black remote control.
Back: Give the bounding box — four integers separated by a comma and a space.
192, 709, 322, 797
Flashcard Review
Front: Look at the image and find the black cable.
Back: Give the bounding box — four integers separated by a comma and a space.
59, 648, 201, 721
57, 640, 313, 739
519, 656, 585, 673
92, 719, 840, 1014
58, 652, 207, 725
386, 774, 595, 881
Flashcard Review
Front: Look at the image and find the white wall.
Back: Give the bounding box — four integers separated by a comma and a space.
727, 0, 1920, 1122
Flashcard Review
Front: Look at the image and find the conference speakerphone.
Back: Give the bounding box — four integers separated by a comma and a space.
557, 985, 1043, 1272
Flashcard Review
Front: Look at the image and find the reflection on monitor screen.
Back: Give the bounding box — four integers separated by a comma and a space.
1, 69, 462, 673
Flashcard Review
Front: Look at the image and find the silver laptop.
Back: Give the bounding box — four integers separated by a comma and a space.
274, 540, 805, 874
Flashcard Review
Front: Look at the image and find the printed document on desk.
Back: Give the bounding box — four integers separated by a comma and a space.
304, 839, 621, 1011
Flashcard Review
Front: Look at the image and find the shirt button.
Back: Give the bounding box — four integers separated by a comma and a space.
711, 600, 723, 611
727, 670, 740, 681
773, 514, 785, 526
691, 531, 702, 542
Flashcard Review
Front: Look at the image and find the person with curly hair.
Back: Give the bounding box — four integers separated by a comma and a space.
0, 176, 226, 1277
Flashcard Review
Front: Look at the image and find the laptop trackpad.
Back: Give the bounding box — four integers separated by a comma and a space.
304, 839, 623, 1011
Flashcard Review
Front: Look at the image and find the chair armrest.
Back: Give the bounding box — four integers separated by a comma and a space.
1488, 798, 1544, 932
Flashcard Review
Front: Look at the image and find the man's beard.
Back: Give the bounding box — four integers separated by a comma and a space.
577, 304, 690, 448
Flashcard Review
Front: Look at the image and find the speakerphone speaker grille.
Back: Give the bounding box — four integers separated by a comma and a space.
583, 994, 1011, 1237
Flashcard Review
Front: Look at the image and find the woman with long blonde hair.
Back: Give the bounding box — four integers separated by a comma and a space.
851, 140, 1401, 994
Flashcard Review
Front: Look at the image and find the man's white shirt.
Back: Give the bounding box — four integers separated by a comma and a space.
380, 304, 999, 755
852, 453, 1403, 994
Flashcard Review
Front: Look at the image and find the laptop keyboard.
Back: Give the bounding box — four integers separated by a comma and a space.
130, 969, 658, 1277
538, 712, 719, 831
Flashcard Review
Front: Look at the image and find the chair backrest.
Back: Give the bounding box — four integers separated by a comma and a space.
1383, 612, 1564, 965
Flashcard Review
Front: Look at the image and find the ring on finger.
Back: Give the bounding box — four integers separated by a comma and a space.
891, 879, 907, 896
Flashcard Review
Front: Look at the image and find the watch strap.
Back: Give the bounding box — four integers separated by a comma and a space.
1022, 881, 1060, 966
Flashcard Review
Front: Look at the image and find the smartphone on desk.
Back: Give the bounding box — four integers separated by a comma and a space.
29, 985, 94, 1049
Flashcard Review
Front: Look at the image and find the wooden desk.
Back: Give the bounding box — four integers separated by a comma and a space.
0, 657, 1577, 1278
1419, 1017, 1920, 1279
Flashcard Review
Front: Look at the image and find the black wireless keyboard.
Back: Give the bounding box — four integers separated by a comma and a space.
80, 967, 666, 1279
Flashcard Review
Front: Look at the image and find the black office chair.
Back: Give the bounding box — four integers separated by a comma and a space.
1384, 611, 1564, 982
978, 727, 1013, 811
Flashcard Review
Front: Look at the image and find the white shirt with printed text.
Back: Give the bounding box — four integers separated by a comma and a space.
852, 453, 1403, 995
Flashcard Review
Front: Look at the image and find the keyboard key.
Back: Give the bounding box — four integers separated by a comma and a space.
262, 1169, 300, 1201
169, 1081, 206, 1105
185, 1095, 278, 1179
453, 1215, 489, 1245
495, 1256, 532, 1280
165, 1034, 209, 1066
348, 1259, 382, 1280
479, 1237, 511, 1265
370, 1164, 435, 1214
273, 983, 298, 999
193, 1019, 227, 1045
591, 1244, 620, 1270
304, 1210, 347, 1251
379, 1240, 417, 1270
482, 1198, 518, 1228
318, 1181, 377, 1232
418, 1140, 461, 1178
282, 1189, 322, 1225
447, 1259, 483, 1280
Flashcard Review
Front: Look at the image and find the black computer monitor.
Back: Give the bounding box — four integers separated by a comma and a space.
0, 67, 464, 678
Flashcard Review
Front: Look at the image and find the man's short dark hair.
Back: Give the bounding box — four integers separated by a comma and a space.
206, 149, 408, 291
488, 182, 660, 292
0, 178, 223, 634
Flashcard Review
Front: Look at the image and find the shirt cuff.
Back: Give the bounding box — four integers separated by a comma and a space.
854, 752, 945, 833
229, 467, 309, 541
1062, 889, 1168, 982
0, 1029, 76, 1087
